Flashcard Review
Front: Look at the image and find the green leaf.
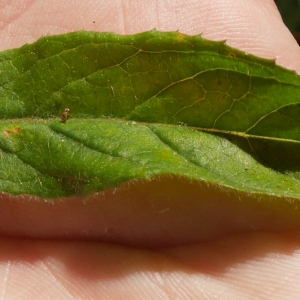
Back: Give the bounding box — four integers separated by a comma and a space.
0, 30, 300, 201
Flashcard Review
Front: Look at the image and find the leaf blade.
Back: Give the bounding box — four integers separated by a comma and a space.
0, 30, 300, 199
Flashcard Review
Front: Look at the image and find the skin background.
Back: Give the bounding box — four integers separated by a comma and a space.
0, 0, 300, 299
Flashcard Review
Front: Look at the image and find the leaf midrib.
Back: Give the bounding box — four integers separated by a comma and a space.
1, 117, 299, 144
0, 118, 277, 196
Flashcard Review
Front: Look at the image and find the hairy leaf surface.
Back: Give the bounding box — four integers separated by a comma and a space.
0, 30, 300, 200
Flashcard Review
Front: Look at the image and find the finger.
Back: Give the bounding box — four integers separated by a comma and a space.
1, 232, 300, 299
0, 0, 299, 72
1, 178, 300, 248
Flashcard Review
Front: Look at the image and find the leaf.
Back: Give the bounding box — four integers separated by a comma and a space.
0, 30, 300, 200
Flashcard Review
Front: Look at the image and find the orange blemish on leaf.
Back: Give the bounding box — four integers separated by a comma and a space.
176, 33, 185, 40
13, 127, 21, 134
3, 130, 11, 137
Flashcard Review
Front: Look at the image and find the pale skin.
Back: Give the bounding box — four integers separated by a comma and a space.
0, 0, 300, 299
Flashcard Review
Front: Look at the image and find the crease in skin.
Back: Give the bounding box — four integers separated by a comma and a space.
40, 259, 75, 298
0, 233, 299, 299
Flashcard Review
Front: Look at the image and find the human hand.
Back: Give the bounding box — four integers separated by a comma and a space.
0, 1, 300, 299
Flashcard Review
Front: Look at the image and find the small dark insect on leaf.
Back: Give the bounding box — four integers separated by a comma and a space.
61, 108, 70, 122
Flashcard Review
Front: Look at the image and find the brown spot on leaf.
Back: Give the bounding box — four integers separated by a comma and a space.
228, 52, 236, 58
13, 127, 21, 134
218, 93, 227, 102
3, 130, 10, 137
